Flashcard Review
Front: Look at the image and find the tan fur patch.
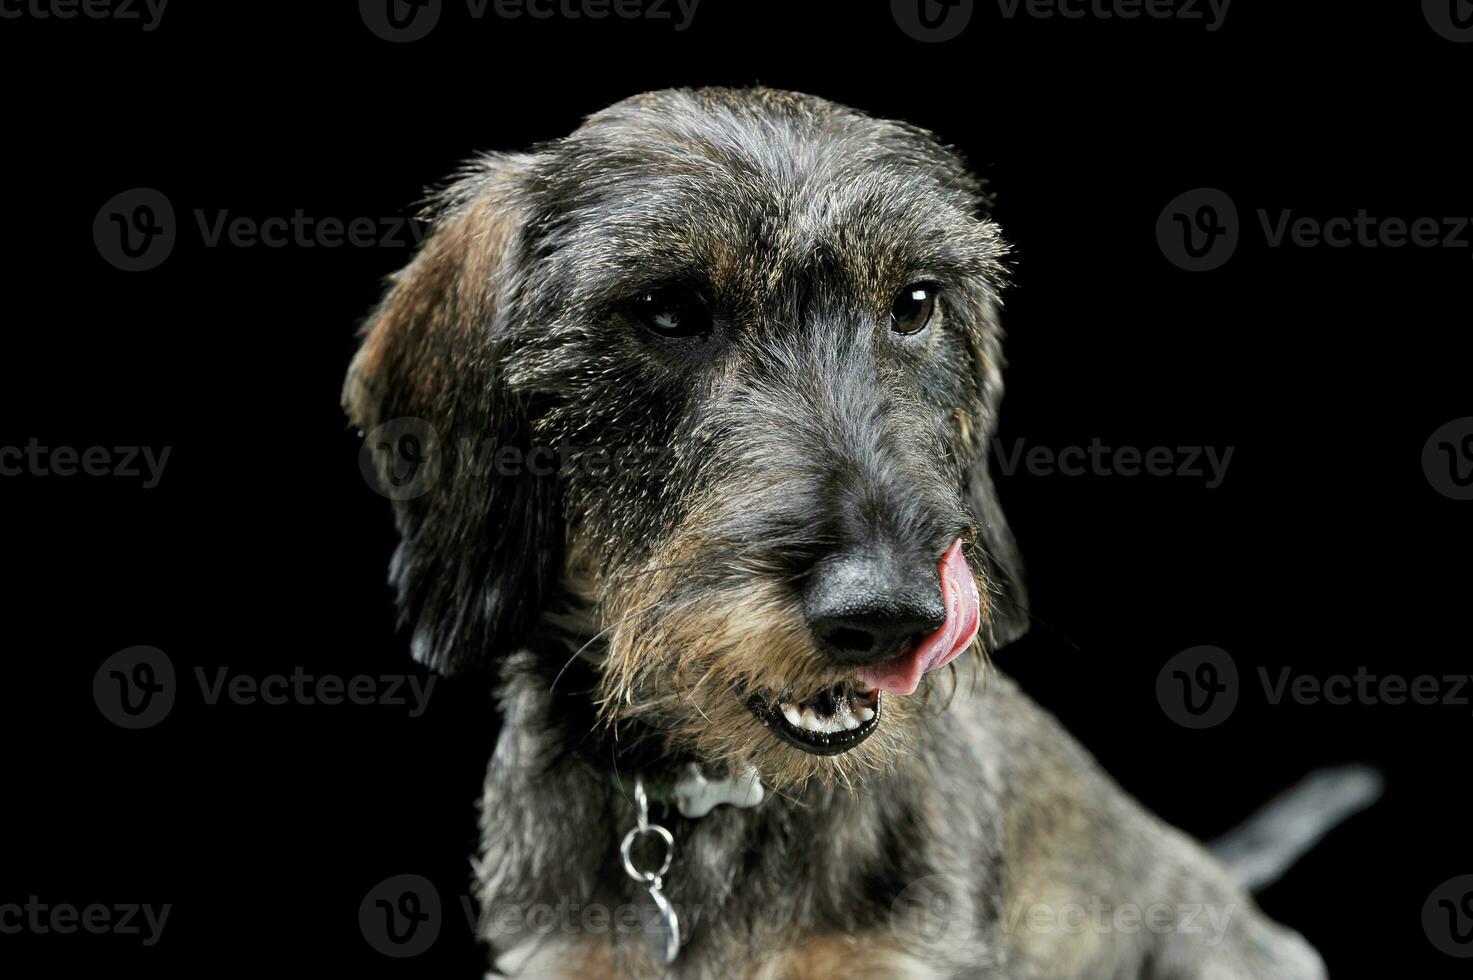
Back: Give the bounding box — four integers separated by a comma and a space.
954, 407, 973, 447
589, 513, 992, 791
343, 160, 527, 430
499, 934, 942, 980
494, 935, 622, 979
752, 935, 943, 979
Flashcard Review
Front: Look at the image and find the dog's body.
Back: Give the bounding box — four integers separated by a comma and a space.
346, 87, 1365, 978
478, 653, 1325, 979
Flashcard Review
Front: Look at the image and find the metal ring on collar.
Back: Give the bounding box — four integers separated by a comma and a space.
621, 823, 674, 884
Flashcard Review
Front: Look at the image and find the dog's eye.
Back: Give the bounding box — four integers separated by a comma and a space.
890, 283, 938, 336
627, 289, 712, 339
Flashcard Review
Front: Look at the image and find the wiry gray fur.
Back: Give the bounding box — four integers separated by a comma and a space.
476, 658, 1329, 978
346, 88, 1356, 978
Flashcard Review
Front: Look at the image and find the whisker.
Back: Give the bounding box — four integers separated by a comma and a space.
549, 596, 665, 694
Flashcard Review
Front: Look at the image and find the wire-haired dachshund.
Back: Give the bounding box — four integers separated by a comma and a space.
346, 87, 1376, 979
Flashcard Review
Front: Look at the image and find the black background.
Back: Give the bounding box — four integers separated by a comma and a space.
3, 1, 1470, 976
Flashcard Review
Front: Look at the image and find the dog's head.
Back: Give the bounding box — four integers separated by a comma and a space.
346, 88, 1026, 789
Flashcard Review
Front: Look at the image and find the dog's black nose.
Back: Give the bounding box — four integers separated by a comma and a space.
804, 554, 947, 667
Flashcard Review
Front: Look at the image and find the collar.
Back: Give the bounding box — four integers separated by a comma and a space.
613, 762, 764, 819
542, 639, 765, 819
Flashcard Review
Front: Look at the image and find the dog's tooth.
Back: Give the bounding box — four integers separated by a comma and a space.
782, 704, 803, 728
800, 706, 820, 731
857, 706, 875, 722
839, 709, 860, 731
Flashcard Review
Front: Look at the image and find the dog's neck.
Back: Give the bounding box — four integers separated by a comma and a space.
477, 645, 983, 973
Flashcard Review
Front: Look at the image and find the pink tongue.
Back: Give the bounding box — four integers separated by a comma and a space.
856, 539, 981, 696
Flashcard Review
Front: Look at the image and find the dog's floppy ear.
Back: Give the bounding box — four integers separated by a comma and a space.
964, 322, 1030, 651
344, 153, 562, 675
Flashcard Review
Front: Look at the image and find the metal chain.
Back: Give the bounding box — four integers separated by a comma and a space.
620, 775, 681, 965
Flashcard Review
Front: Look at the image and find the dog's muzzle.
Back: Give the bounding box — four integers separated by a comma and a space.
745, 539, 981, 755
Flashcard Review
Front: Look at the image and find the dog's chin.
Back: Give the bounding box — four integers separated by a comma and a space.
744, 682, 881, 756
605, 677, 910, 792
